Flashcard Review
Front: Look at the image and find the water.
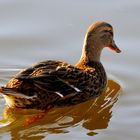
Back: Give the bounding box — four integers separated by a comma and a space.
0, 0, 140, 140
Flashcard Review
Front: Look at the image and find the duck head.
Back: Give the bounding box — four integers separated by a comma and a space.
81, 21, 121, 62
87, 22, 121, 52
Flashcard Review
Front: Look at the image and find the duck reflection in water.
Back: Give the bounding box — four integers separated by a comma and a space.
0, 80, 121, 139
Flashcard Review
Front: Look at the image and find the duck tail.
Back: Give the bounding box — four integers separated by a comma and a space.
0, 87, 18, 95
0, 87, 4, 93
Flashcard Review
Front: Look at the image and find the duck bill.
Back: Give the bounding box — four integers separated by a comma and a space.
108, 41, 121, 53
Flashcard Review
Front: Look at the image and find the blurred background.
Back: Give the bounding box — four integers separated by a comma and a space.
0, 0, 140, 140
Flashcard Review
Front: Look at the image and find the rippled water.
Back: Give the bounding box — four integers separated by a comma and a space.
0, 0, 140, 140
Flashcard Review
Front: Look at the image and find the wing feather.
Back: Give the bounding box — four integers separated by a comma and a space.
3, 60, 94, 99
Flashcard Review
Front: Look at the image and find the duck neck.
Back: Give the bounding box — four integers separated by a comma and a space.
78, 40, 103, 66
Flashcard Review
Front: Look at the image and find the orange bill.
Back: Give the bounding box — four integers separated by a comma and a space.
108, 41, 121, 53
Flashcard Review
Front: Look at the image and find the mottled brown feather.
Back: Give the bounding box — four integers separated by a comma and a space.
0, 21, 121, 109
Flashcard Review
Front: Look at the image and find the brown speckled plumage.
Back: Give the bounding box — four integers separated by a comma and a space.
0, 21, 121, 110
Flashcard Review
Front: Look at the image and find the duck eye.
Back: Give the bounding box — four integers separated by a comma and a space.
100, 30, 113, 39
109, 31, 113, 36
104, 30, 113, 36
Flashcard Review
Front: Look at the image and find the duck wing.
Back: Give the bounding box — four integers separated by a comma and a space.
0, 61, 77, 98
1, 60, 95, 100
31, 60, 95, 93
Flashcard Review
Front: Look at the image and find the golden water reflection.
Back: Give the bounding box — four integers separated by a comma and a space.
0, 80, 121, 139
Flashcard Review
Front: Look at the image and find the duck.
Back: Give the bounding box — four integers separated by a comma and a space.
0, 21, 121, 110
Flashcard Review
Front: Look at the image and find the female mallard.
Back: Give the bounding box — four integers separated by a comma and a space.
0, 22, 121, 110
